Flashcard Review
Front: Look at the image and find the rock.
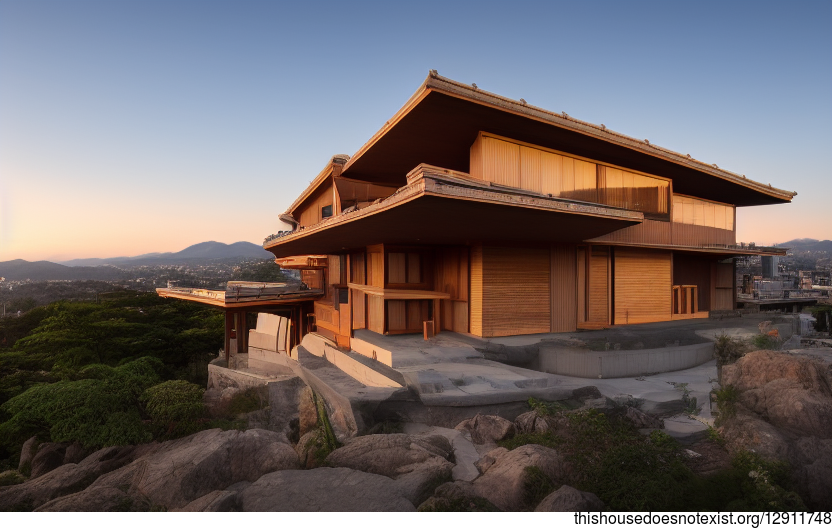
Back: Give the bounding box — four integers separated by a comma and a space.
18, 436, 39, 474
474, 447, 508, 475
29, 443, 67, 479
324, 433, 453, 478
624, 406, 663, 429
455, 414, 515, 444
535, 485, 604, 512
683, 439, 732, 477
297, 385, 318, 437
0, 444, 159, 511
393, 456, 453, 506
472, 444, 568, 511
721, 351, 832, 439
89, 428, 299, 510
35, 486, 134, 512
175, 490, 241, 512
62, 443, 89, 465
418, 481, 500, 511
572, 386, 604, 402
295, 430, 326, 469
788, 436, 832, 511
239, 467, 415, 511
0, 470, 26, 487
720, 406, 791, 461
514, 411, 550, 434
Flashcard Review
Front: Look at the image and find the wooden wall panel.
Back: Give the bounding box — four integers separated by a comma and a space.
713, 261, 734, 310
577, 247, 587, 323
478, 136, 521, 187
477, 246, 550, 337
588, 248, 609, 324
519, 146, 543, 193
469, 245, 484, 336
406, 300, 423, 331
367, 295, 384, 334
551, 244, 577, 332
589, 219, 672, 245
296, 183, 334, 228
713, 288, 733, 310
454, 301, 469, 333
539, 150, 564, 197
388, 252, 406, 284
387, 300, 406, 331
614, 248, 672, 324
672, 223, 735, 247
367, 246, 384, 288
407, 253, 421, 284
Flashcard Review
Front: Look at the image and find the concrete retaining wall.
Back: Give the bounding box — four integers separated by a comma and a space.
536, 342, 714, 379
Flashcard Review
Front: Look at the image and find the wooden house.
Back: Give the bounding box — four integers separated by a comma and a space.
163, 72, 795, 363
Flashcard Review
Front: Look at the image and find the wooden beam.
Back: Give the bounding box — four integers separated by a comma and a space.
347, 283, 451, 300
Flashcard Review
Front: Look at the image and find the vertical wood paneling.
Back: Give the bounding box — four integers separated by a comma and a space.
407, 253, 421, 284
406, 300, 423, 330
483, 136, 520, 187
477, 246, 550, 337
388, 252, 406, 284
551, 244, 577, 332
367, 296, 384, 334
469, 245, 484, 336
469, 133, 483, 180
367, 246, 384, 287
388, 301, 406, 332
588, 219, 672, 245
454, 301, 469, 333
673, 254, 712, 310
539, 150, 563, 196
671, 223, 735, 247
577, 247, 587, 323
519, 146, 543, 193
614, 248, 672, 324
588, 248, 609, 324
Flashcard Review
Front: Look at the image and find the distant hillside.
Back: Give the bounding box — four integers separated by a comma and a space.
59, 241, 272, 267
779, 239, 832, 253
0, 260, 129, 281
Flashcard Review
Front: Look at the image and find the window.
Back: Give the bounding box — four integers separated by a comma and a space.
321, 205, 333, 219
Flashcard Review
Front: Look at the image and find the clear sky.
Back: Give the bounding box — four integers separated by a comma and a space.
1, 0, 830, 262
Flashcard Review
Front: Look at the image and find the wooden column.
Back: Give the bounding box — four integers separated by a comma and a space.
224, 310, 233, 365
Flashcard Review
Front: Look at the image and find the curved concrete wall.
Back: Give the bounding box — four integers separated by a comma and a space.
536, 342, 714, 379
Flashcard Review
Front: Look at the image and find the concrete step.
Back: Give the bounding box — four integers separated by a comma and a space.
300, 333, 403, 388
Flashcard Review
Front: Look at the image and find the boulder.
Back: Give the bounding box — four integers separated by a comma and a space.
18, 436, 39, 474
514, 411, 549, 435
474, 447, 508, 475
324, 433, 453, 478
29, 443, 67, 479
295, 430, 326, 469
239, 467, 415, 511
788, 436, 832, 511
392, 456, 453, 506
721, 351, 832, 439
418, 481, 500, 511
472, 444, 568, 511
88, 428, 299, 510
297, 385, 318, 437
35, 486, 134, 512
535, 485, 604, 512
0, 444, 159, 511
62, 443, 89, 465
175, 490, 241, 512
624, 406, 663, 429
720, 406, 791, 461
455, 414, 515, 444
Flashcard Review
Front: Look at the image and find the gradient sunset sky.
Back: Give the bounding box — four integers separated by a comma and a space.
1, 0, 830, 262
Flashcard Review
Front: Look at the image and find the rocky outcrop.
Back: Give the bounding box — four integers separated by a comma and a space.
720, 350, 832, 511
455, 414, 515, 444
0, 444, 159, 511
18, 436, 39, 474
623, 406, 663, 429
514, 411, 550, 434
722, 350, 832, 439
239, 467, 415, 511
535, 485, 604, 512
29, 443, 67, 479
471, 444, 568, 511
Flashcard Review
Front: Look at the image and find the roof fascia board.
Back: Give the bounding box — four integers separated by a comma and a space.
424, 74, 795, 203
285, 163, 334, 216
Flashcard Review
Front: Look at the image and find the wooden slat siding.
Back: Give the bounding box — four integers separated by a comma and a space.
350, 252, 366, 330
713, 261, 734, 310
388, 252, 406, 284
588, 219, 672, 245
297, 183, 334, 228
388, 300, 406, 331
671, 223, 735, 247
367, 247, 384, 288
477, 246, 550, 337
614, 248, 672, 324
539, 149, 563, 197
367, 296, 384, 334
672, 195, 735, 231
484, 135, 521, 187
551, 245, 577, 332
453, 301, 469, 333
407, 253, 421, 283
588, 248, 609, 324
469, 245, 484, 336
577, 247, 587, 323
406, 300, 423, 331
519, 146, 543, 193
672, 254, 712, 310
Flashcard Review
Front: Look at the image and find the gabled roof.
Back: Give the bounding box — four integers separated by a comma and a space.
339, 72, 795, 207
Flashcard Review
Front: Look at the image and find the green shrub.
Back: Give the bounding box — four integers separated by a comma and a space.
714, 334, 748, 366
751, 334, 780, 350
142, 380, 206, 439
225, 387, 267, 416
522, 465, 556, 509
714, 385, 739, 425
498, 431, 562, 451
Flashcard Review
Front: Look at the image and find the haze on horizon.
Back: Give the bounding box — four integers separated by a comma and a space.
1, 0, 830, 263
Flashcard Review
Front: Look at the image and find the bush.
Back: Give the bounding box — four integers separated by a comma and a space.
751, 334, 780, 350
522, 465, 556, 509
142, 380, 205, 439
714, 334, 748, 366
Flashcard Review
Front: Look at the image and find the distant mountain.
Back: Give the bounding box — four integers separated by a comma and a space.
59, 241, 272, 267
0, 260, 128, 281
778, 239, 832, 253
